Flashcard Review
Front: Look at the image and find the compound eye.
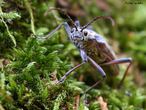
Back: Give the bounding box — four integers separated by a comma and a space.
71, 28, 74, 33
84, 31, 88, 36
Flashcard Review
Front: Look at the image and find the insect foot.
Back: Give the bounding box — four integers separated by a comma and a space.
57, 76, 66, 84
31, 34, 37, 38
84, 93, 91, 106
121, 86, 132, 97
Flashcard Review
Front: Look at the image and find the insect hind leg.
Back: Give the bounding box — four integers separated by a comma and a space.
99, 58, 132, 97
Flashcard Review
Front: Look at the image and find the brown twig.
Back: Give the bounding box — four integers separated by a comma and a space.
75, 74, 84, 110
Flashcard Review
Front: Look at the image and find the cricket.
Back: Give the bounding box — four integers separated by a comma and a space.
32, 8, 132, 104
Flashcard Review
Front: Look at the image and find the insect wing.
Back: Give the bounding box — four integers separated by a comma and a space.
93, 32, 119, 76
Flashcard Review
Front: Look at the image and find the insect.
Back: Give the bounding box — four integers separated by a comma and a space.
32, 8, 132, 104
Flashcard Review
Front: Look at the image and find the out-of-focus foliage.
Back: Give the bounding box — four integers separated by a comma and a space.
0, 0, 146, 109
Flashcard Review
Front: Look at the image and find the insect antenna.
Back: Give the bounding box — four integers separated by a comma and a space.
45, 8, 78, 31
81, 15, 114, 32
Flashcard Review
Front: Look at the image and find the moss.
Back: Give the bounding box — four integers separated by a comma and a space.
0, 0, 146, 109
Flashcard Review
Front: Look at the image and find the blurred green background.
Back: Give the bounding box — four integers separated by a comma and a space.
0, 0, 146, 109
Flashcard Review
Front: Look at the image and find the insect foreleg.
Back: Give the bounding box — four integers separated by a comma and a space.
75, 21, 80, 28
84, 56, 106, 104
80, 49, 88, 62
32, 22, 72, 41
88, 25, 93, 30
99, 58, 132, 97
